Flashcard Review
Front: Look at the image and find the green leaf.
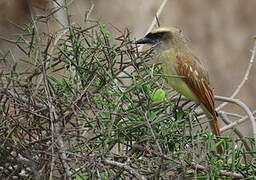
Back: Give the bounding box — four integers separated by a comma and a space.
100, 112, 110, 119
149, 111, 157, 121
73, 174, 89, 180
152, 88, 165, 102
142, 84, 150, 94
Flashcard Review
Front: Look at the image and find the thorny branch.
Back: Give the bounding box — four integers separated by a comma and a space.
190, 162, 244, 179
1, 1, 255, 178
104, 159, 146, 180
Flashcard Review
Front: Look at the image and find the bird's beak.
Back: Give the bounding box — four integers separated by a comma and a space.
136, 37, 152, 44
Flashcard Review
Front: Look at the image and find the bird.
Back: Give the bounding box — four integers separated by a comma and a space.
136, 27, 224, 154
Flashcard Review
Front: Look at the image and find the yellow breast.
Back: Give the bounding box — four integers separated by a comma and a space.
158, 49, 200, 103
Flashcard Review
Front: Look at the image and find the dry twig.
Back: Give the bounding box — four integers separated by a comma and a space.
104, 159, 146, 180
138, 0, 169, 52
216, 96, 256, 140
217, 40, 256, 111
221, 110, 256, 133
219, 111, 251, 152
190, 162, 244, 179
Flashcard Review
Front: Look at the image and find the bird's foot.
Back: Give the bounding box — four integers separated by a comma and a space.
172, 96, 191, 120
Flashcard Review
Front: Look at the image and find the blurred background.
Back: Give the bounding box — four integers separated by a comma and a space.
0, 0, 255, 135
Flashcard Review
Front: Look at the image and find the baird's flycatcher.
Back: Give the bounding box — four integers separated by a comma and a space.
136, 27, 223, 154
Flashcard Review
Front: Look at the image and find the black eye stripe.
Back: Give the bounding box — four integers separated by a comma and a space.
145, 32, 165, 40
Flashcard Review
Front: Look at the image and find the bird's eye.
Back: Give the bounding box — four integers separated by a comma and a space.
178, 29, 182, 33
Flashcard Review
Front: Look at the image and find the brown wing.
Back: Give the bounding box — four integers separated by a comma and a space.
176, 55, 216, 117
177, 55, 223, 153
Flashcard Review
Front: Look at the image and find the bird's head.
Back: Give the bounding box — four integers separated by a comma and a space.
136, 27, 187, 50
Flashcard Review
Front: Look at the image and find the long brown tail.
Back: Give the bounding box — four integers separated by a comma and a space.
201, 105, 224, 154
209, 115, 224, 154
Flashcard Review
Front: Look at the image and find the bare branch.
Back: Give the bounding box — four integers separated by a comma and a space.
220, 110, 256, 133
33, 28, 70, 96
145, 111, 163, 155
145, 111, 164, 179
42, 52, 72, 179
138, 0, 169, 52
217, 40, 256, 111
85, 1, 95, 21
216, 96, 256, 140
0, 89, 47, 109
104, 159, 146, 180
190, 162, 244, 179
219, 111, 251, 152
218, 111, 243, 119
